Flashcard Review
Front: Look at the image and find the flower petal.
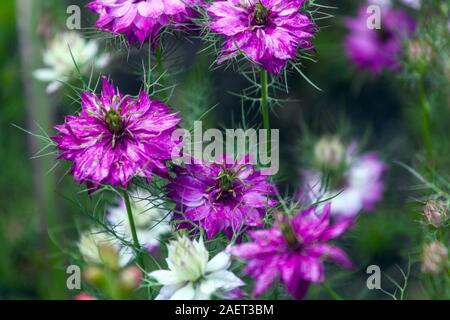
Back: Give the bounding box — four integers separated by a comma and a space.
206, 251, 231, 273
149, 270, 181, 285
155, 284, 183, 300
170, 282, 196, 300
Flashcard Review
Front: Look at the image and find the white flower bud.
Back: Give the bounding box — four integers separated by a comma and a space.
314, 136, 345, 170
421, 241, 448, 275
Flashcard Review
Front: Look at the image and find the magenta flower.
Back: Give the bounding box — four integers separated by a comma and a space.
86, 0, 200, 44
232, 204, 352, 299
168, 156, 277, 239
207, 0, 317, 74
53, 77, 180, 189
345, 5, 416, 74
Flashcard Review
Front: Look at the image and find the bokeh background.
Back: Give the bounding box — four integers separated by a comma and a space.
1, 0, 448, 299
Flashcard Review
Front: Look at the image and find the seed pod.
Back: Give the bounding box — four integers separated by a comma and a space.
83, 266, 107, 287
118, 266, 143, 292
424, 200, 448, 228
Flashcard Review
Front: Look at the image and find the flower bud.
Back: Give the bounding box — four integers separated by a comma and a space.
83, 266, 107, 287
78, 229, 121, 270
314, 136, 345, 170
421, 241, 448, 275
424, 200, 448, 228
74, 293, 97, 300
97, 243, 122, 271
118, 266, 143, 292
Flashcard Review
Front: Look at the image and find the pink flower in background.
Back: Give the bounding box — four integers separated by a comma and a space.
53, 77, 180, 189
207, 0, 316, 74
86, 0, 200, 44
168, 155, 277, 239
74, 293, 98, 300
299, 147, 386, 220
344, 5, 416, 74
232, 204, 353, 299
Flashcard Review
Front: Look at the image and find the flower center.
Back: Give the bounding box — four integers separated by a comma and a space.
214, 168, 238, 200
280, 220, 301, 251
252, 2, 269, 26
105, 109, 124, 136
220, 171, 234, 192
377, 28, 393, 43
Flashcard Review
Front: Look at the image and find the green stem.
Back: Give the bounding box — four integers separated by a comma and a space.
321, 283, 343, 300
260, 69, 270, 153
123, 190, 145, 270
155, 46, 167, 101
418, 75, 433, 163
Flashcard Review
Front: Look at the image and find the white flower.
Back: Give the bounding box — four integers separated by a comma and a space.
78, 228, 132, 268
368, 0, 392, 9
400, 0, 421, 9
149, 235, 244, 300
108, 189, 172, 251
300, 143, 385, 219
33, 31, 109, 94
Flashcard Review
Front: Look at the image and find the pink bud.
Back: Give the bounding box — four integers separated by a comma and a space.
118, 266, 143, 292
74, 293, 97, 300
424, 200, 448, 228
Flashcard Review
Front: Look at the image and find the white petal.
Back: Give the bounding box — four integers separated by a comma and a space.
205, 270, 244, 291
33, 69, 58, 81
206, 251, 231, 273
194, 289, 211, 300
170, 283, 196, 300
82, 40, 99, 60
95, 53, 110, 69
199, 279, 221, 296
149, 270, 181, 285
118, 246, 133, 267
46, 81, 63, 94
155, 284, 183, 300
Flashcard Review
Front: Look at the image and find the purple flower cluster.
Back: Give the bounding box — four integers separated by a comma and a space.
168, 156, 277, 239
345, 5, 416, 74
86, 0, 200, 44
49, 1, 402, 301
53, 77, 180, 189
232, 204, 352, 299
207, 0, 317, 74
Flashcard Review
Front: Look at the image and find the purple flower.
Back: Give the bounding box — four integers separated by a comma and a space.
344, 5, 416, 74
168, 156, 277, 239
300, 148, 386, 220
207, 0, 316, 74
53, 77, 180, 189
86, 0, 200, 44
232, 204, 353, 299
